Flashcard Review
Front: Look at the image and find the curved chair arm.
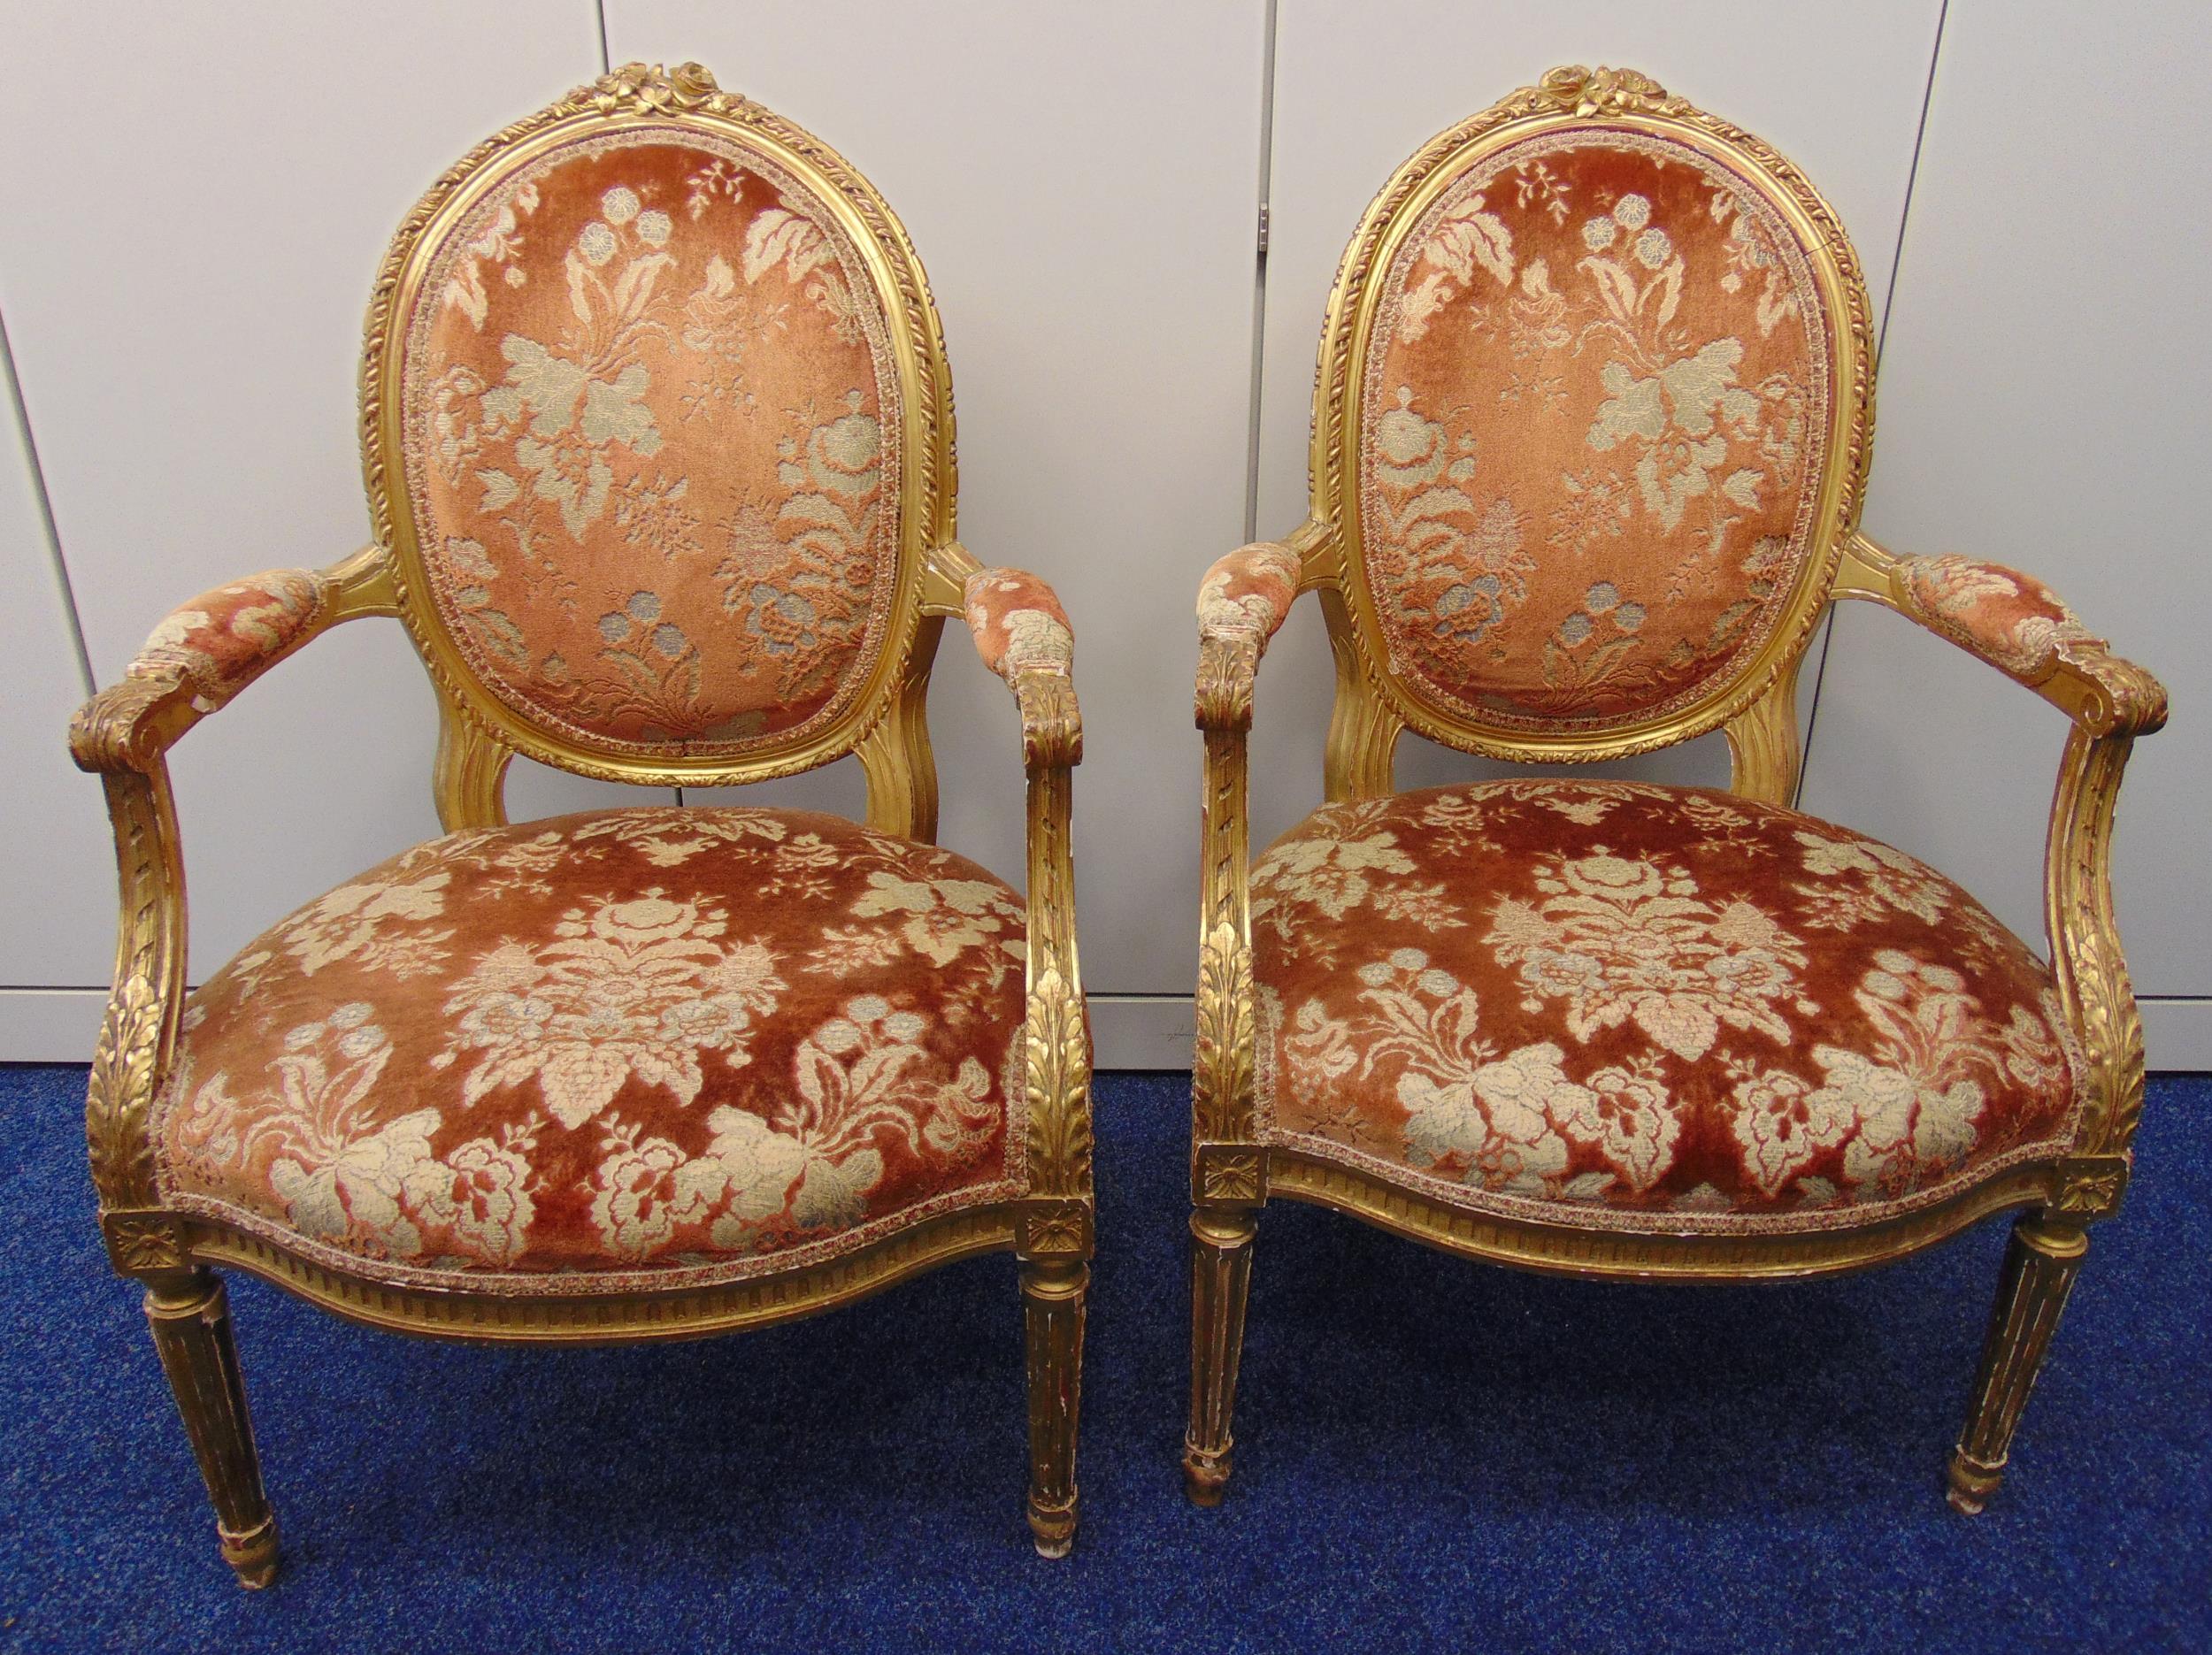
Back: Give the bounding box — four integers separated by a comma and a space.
1833, 531, 2169, 1204
1835, 533, 2167, 739
1189, 541, 1302, 1187
65, 546, 396, 1226
70, 546, 398, 774
961, 565, 1083, 771
948, 560, 1091, 1226
1194, 541, 1302, 733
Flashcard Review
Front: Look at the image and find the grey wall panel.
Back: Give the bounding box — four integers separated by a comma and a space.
0, 3, 623, 982
0, 328, 113, 989
1800, 0, 2210, 1027
604, 2, 1271, 990
1248, 2, 1947, 847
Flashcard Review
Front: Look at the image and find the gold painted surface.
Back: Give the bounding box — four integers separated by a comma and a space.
1187, 64, 2170, 1513
68, 62, 1091, 1575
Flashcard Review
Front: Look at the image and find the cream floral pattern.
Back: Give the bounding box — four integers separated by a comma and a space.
1728, 954, 2070, 1199
1282, 949, 1679, 1199
1251, 781, 2082, 1229
155, 807, 1028, 1284
1895, 555, 2102, 679
169, 1009, 539, 1268
1485, 849, 1813, 1061
402, 127, 901, 755
1359, 128, 1833, 731
434, 890, 784, 1130
128, 571, 328, 708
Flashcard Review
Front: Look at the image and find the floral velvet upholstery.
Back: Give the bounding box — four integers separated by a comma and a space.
128, 571, 329, 709
1197, 543, 1302, 647
1252, 781, 2080, 1232
1893, 555, 2101, 680
963, 567, 1075, 682
1359, 130, 1832, 732
399, 125, 902, 756
154, 808, 1028, 1291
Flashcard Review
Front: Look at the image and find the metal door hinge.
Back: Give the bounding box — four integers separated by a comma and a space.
1256, 202, 1271, 255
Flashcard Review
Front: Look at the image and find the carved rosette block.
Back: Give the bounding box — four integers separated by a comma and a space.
1194, 1144, 1264, 1207
1947, 1217, 2088, 1515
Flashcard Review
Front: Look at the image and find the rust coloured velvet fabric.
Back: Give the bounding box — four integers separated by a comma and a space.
1252, 781, 2080, 1233
1197, 543, 1302, 646
963, 567, 1075, 682
154, 807, 1027, 1292
398, 127, 903, 757
1359, 130, 1832, 733
1893, 555, 2098, 679
129, 570, 328, 709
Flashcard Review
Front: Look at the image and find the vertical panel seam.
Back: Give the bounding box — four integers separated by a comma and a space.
1240, 0, 1279, 544
0, 306, 96, 698
1796, 0, 1951, 808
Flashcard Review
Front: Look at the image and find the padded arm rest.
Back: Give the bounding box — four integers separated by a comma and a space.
70, 548, 393, 773
1841, 537, 2168, 738
1197, 541, 1300, 647
1194, 541, 1301, 731
129, 569, 330, 704
961, 566, 1082, 769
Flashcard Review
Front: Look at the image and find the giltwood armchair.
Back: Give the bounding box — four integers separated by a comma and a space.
1186, 66, 2166, 1515
69, 62, 1092, 1583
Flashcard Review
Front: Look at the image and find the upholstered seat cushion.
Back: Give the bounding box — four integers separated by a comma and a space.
1251, 782, 2081, 1233
155, 808, 1029, 1291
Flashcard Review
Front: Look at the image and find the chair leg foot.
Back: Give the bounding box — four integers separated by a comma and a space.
219, 1513, 282, 1590
144, 1269, 280, 1589
1182, 1449, 1231, 1507
1185, 1207, 1256, 1507
1944, 1450, 2004, 1516
1021, 1257, 1086, 1559
1947, 1213, 2087, 1516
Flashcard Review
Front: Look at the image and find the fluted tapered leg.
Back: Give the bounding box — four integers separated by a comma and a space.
1947, 1214, 2088, 1515
144, 1270, 279, 1588
1021, 1258, 1087, 1558
1184, 1208, 1256, 1506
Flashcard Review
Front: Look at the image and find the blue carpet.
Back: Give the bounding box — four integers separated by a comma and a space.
2, 1065, 2205, 1653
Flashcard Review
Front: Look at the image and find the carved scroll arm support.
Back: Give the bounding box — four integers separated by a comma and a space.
1191, 542, 1303, 1185
1833, 532, 2169, 1176
933, 547, 1091, 1230
66, 546, 397, 1220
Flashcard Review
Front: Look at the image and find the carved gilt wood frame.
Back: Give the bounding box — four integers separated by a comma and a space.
68, 64, 1093, 1563
1191, 65, 2165, 1292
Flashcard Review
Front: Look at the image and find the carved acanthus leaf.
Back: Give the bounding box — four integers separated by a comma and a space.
1025, 967, 1093, 1198
1193, 920, 1255, 1143
1014, 672, 1083, 770
70, 671, 195, 774
1195, 633, 1261, 732
87, 970, 166, 1210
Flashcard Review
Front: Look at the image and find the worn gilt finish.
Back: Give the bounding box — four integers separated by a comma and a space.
71, 64, 1091, 1582
1187, 66, 2166, 1512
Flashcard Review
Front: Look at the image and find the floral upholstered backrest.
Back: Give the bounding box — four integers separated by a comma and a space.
1326, 68, 1871, 754
365, 65, 949, 777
